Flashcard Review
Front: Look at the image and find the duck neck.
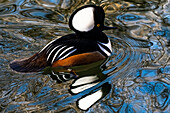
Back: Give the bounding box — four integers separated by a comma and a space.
76, 31, 104, 40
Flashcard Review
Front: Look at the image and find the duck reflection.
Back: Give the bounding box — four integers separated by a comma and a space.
43, 58, 111, 111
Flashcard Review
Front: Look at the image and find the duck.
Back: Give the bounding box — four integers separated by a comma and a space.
10, 5, 116, 82
10, 5, 116, 110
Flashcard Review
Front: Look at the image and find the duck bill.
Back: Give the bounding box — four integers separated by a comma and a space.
103, 26, 117, 30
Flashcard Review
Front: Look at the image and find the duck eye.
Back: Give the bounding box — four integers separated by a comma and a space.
97, 24, 100, 27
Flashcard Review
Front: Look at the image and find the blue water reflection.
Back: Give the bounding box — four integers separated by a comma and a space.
0, 0, 169, 112
0, 4, 16, 15
117, 14, 146, 22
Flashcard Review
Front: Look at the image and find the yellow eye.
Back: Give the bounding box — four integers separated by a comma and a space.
97, 24, 100, 27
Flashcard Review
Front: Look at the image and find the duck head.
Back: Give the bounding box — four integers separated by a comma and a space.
69, 5, 116, 35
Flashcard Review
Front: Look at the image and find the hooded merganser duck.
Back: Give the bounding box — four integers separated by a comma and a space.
10, 5, 115, 110
10, 5, 116, 81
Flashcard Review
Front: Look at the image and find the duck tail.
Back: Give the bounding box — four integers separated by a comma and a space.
9, 52, 48, 73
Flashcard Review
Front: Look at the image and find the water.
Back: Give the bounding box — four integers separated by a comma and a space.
0, 0, 169, 112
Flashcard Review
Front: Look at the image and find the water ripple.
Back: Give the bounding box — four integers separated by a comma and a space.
0, 4, 16, 15
0, 0, 169, 112
20, 8, 54, 20
117, 14, 147, 22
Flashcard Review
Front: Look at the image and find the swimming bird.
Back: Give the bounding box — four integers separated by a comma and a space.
10, 5, 116, 82
10, 5, 116, 110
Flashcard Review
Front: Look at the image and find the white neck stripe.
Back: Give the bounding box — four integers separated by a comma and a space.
97, 39, 112, 52
98, 44, 111, 56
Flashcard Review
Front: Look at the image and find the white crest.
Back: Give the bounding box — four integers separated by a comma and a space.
72, 7, 94, 32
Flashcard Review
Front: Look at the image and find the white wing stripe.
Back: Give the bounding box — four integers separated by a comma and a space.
59, 48, 77, 60
58, 46, 74, 59
51, 46, 67, 64
39, 39, 56, 53
47, 45, 61, 61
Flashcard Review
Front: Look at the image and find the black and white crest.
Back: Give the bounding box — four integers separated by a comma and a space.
69, 5, 105, 33
72, 7, 95, 32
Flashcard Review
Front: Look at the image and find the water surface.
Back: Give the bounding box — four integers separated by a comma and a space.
0, 0, 169, 112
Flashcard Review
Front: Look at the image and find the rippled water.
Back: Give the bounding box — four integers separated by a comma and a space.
0, 0, 169, 112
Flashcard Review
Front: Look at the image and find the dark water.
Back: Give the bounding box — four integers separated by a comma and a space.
0, 0, 169, 112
